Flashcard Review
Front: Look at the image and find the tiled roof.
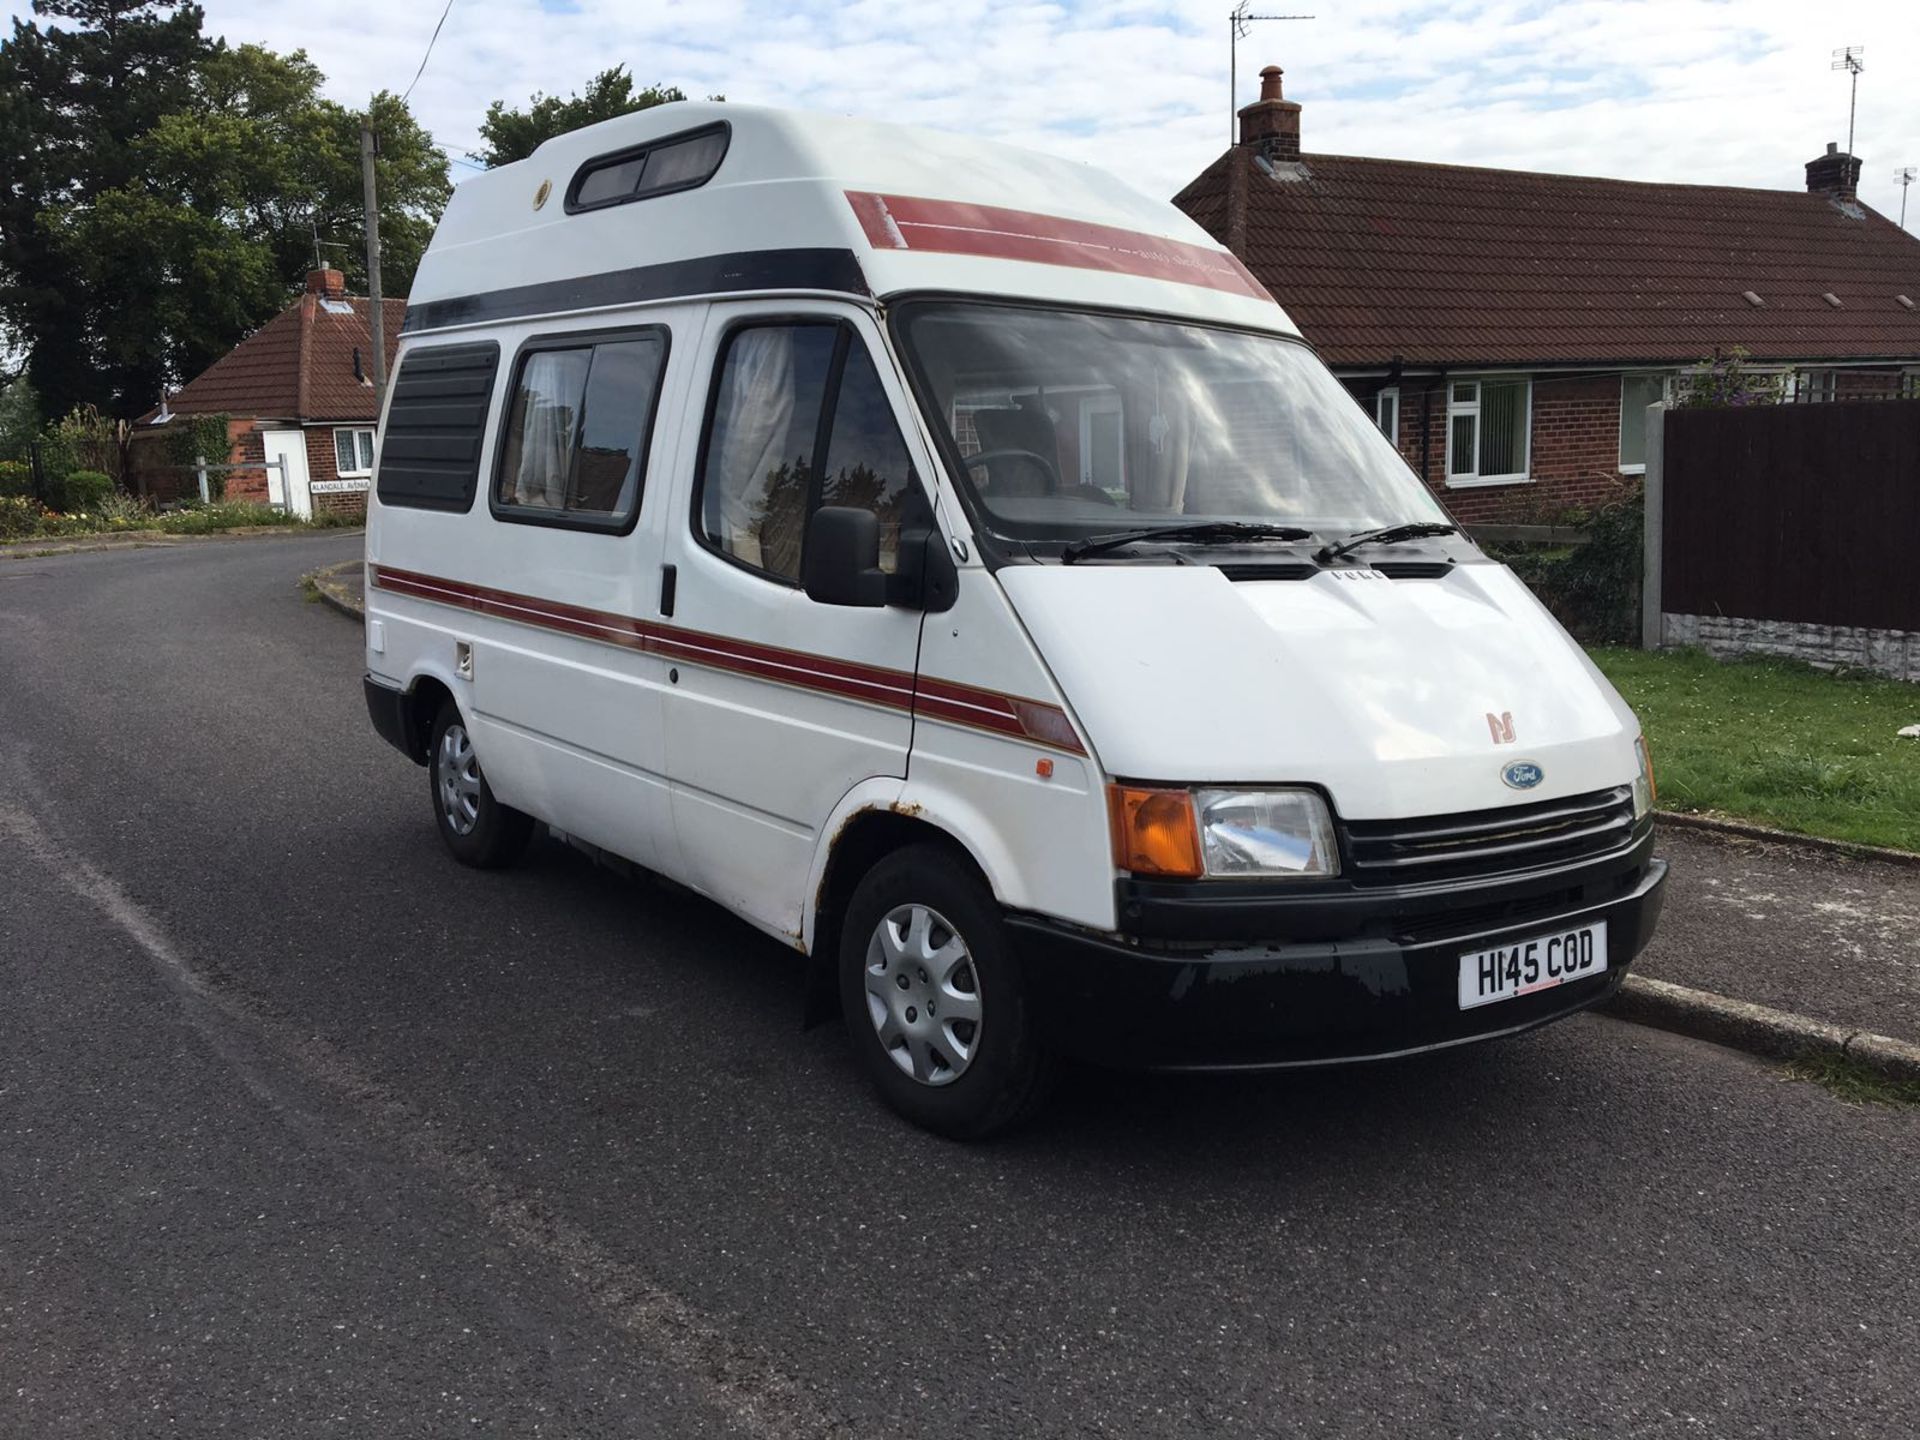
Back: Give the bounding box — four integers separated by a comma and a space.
1174, 148, 1920, 368
142, 295, 405, 424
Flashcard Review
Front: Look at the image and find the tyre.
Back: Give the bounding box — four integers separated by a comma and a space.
838, 843, 1051, 1139
427, 699, 534, 869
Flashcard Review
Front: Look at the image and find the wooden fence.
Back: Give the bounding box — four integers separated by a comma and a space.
1646, 399, 1920, 641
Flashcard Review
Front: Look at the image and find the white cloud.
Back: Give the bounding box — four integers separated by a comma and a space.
8, 0, 1919, 219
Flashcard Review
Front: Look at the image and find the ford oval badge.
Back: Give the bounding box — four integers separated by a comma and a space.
1502, 760, 1544, 790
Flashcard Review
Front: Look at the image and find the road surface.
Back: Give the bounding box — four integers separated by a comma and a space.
2, 535, 1914, 1437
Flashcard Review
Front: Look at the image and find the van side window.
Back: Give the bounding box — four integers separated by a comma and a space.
820, 344, 915, 572
699, 324, 837, 580
697, 323, 919, 583
493, 330, 667, 531
376, 341, 500, 512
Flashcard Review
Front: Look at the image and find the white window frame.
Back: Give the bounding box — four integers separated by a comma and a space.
1617, 372, 1672, 476
1076, 391, 1125, 490
333, 426, 376, 478
1795, 368, 1838, 404
1374, 387, 1399, 445
1903, 369, 1920, 399
1445, 377, 1531, 488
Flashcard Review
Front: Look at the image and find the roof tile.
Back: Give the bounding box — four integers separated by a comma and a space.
1174, 150, 1920, 367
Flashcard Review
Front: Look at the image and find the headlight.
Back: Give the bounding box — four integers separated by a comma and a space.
1632, 736, 1656, 820
1195, 788, 1339, 878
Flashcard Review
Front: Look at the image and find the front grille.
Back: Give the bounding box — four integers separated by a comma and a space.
1343, 785, 1638, 886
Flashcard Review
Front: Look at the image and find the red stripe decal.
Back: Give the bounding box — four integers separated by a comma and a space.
844, 190, 1274, 304
369, 566, 1085, 755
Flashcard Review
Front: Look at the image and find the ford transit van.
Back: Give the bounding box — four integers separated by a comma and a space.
363, 104, 1667, 1136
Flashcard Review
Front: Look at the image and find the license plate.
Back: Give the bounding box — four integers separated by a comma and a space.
1457, 920, 1609, 1010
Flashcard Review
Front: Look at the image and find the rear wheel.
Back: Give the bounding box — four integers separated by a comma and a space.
839, 844, 1050, 1138
428, 699, 534, 869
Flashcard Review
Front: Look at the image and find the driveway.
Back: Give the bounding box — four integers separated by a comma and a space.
2, 536, 1916, 1438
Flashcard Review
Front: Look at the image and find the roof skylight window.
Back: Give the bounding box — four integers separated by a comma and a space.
566, 123, 730, 214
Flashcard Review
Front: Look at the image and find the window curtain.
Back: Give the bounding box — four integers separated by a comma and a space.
508, 352, 585, 507
710, 329, 797, 568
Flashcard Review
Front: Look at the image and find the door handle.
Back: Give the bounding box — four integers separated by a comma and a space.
659, 564, 677, 618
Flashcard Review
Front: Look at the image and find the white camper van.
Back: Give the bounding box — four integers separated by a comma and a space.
363, 104, 1667, 1136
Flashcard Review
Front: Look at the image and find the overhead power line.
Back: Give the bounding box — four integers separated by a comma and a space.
402, 0, 458, 105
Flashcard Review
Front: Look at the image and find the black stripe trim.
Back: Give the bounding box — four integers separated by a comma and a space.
401, 248, 872, 333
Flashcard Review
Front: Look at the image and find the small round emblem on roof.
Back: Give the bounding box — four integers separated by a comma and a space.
533, 179, 551, 211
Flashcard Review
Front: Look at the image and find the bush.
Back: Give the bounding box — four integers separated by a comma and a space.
1492, 490, 1644, 645
0, 459, 31, 498
153, 500, 291, 535
0, 495, 46, 539
56, 468, 116, 514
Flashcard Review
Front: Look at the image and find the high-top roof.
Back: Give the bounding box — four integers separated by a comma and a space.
1174, 146, 1920, 369
141, 283, 404, 425
407, 103, 1294, 340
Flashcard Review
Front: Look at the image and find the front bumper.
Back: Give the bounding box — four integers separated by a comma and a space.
1011, 840, 1668, 1071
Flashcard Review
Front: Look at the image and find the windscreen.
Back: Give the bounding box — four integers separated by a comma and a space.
895, 303, 1449, 546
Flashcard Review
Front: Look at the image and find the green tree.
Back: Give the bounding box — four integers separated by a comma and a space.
0, 376, 43, 461
474, 66, 711, 168
0, 0, 208, 417
0, 4, 450, 418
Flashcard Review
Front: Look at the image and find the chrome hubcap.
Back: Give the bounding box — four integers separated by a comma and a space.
436, 723, 482, 836
864, 904, 982, 1086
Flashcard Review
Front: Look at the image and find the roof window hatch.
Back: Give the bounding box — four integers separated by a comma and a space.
566, 121, 730, 214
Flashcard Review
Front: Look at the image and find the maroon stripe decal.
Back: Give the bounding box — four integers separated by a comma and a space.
844, 190, 1275, 305
370, 566, 1085, 755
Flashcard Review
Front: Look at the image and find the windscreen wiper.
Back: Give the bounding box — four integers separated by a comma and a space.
1313, 522, 1459, 566
1060, 521, 1314, 565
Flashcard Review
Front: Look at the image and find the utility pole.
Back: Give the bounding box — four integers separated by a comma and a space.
1229, 4, 1313, 145
360, 119, 386, 407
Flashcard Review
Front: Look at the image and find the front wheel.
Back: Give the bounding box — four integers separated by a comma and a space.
839, 844, 1051, 1139
428, 699, 534, 869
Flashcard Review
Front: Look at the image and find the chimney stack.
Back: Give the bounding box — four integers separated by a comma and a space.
1805, 141, 1862, 199
1238, 65, 1301, 161
305, 266, 346, 299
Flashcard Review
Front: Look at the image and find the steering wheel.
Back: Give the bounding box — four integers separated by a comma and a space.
963, 447, 1061, 496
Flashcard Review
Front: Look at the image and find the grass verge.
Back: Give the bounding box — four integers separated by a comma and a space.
1787, 1053, 1920, 1108
1590, 646, 1920, 853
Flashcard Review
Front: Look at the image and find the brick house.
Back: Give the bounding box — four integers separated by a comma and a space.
1174, 68, 1920, 521
128, 267, 402, 519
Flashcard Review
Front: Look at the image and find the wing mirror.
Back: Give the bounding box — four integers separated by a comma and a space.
802, 506, 888, 608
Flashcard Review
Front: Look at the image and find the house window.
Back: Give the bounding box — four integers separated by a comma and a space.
1446, 378, 1530, 486
1077, 391, 1125, 495
1618, 374, 1669, 473
1374, 387, 1399, 445
1796, 368, 1838, 403
1903, 370, 1920, 399
333, 428, 375, 477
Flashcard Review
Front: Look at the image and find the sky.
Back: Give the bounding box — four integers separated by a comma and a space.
10, 0, 1920, 219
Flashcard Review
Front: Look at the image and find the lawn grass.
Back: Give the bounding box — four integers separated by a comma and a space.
1590, 646, 1920, 853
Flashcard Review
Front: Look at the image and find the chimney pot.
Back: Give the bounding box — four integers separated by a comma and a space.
1826, 142, 1838, 156
1238, 60, 1302, 160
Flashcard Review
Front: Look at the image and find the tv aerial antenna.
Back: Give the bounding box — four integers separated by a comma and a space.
1895, 167, 1917, 230
1230, 4, 1313, 145
1831, 46, 1863, 164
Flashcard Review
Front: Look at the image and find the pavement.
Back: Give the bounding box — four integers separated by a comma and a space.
1635, 828, 1920, 1044
3, 534, 1919, 1437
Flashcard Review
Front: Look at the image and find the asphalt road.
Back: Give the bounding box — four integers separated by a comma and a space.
2, 534, 1916, 1439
